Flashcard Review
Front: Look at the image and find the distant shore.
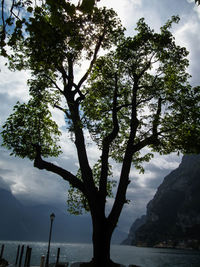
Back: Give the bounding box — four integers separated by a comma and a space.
135, 239, 200, 251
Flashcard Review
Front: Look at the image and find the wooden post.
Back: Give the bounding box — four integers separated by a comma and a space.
26, 248, 32, 267
56, 248, 60, 265
24, 246, 29, 267
15, 245, 20, 265
18, 245, 24, 267
0, 244, 4, 259
40, 255, 45, 267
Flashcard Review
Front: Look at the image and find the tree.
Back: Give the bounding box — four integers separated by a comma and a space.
1, 0, 200, 266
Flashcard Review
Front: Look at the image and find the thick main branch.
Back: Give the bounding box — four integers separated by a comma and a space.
67, 95, 96, 196
34, 146, 85, 193
108, 82, 139, 227
99, 73, 119, 201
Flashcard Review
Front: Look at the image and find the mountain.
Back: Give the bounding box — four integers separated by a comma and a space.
121, 215, 146, 245
0, 187, 31, 241
123, 154, 200, 250
0, 178, 126, 243
0, 185, 92, 242
0, 176, 94, 243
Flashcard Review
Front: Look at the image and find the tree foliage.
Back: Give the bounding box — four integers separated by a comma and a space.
0, 0, 102, 55
1, 91, 62, 160
83, 16, 200, 159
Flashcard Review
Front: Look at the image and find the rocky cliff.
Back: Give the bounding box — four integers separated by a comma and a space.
121, 215, 146, 245
125, 154, 200, 249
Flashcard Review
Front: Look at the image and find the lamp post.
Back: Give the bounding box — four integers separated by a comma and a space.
45, 213, 55, 267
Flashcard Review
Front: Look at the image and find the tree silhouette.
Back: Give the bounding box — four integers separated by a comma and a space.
1, 1, 200, 266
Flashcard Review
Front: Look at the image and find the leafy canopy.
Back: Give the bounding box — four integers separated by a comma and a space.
1, 93, 62, 160
0, 0, 103, 56
82, 16, 200, 169
1, 0, 123, 158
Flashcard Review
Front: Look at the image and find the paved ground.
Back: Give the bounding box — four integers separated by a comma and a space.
47, 262, 140, 267
70, 264, 125, 267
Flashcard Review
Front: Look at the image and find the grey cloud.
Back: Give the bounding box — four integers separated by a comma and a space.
0, 167, 13, 175
140, 166, 175, 189
0, 176, 11, 191
0, 148, 73, 206
143, 0, 193, 24
0, 92, 19, 125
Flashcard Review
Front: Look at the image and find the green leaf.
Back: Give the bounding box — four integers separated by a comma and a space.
27, 6, 33, 13
79, 0, 95, 13
6, 18, 13, 26
64, 2, 76, 16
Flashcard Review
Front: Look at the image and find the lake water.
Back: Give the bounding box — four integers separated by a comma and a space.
1, 241, 200, 267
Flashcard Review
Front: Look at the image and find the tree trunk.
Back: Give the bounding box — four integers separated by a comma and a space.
91, 217, 117, 267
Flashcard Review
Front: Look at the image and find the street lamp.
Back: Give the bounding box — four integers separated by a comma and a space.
45, 213, 55, 267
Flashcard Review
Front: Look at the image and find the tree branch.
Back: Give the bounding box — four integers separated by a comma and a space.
67, 56, 74, 89
77, 30, 106, 90
137, 96, 153, 106
66, 95, 97, 198
108, 82, 139, 226
153, 97, 162, 137
99, 73, 119, 200
134, 53, 155, 81
57, 63, 80, 97
57, 64, 68, 90
130, 98, 163, 152
116, 103, 132, 112
33, 144, 85, 193
1, 0, 6, 37
43, 74, 63, 94
54, 104, 70, 116
1, 0, 15, 42
137, 60, 152, 79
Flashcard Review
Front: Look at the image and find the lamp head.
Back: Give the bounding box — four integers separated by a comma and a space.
50, 213, 55, 221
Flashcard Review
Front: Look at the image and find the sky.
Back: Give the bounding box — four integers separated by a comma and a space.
0, 0, 200, 236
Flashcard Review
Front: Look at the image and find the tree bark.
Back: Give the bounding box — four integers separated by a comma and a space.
91, 216, 115, 267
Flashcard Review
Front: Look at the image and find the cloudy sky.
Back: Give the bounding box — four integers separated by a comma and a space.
0, 0, 200, 235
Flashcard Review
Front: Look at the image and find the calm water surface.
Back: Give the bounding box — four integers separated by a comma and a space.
1, 241, 200, 267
